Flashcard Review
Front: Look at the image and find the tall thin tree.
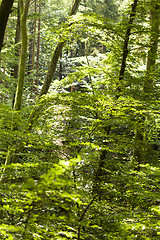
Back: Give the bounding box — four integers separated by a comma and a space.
39, 0, 81, 97
14, 0, 31, 111
35, 0, 41, 93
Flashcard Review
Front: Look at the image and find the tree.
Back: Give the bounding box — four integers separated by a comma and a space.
35, 0, 41, 92
39, 0, 81, 97
13, 2, 20, 82
13, 0, 31, 111
144, 0, 160, 93
0, 0, 14, 52
134, 0, 160, 165
1, 0, 31, 167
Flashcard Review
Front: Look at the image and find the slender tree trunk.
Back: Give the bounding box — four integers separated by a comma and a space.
33, 0, 37, 72
81, 41, 85, 56
35, 0, 41, 93
27, 0, 37, 94
14, 0, 31, 111
116, 0, 138, 97
12, 3, 21, 108
144, 0, 160, 94
13, 3, 21, 80
2, 0, 81, 171
77, 195, 98, 240
59, 50, 63, 80
28, 23, 34, 75
3, 0, 31, 167
39, 0, 81, 97
0, 0, 14, 52
28, 22, 34, 94
32, 0, 37, 72
94, 0, 139, 192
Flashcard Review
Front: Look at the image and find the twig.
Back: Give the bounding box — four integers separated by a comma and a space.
77, 194, 98, 240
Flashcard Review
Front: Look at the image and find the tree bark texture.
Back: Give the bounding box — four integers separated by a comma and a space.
77, 195, 98, 240
14, 0, 31, 111
33, 0, 37, 72
27, 0, 37, 94
35, 0, 41, 93
144, 0, 160, 93
0, 0, 14, 52
59, 50, 63, 80
117, 0, 138, 96
28, 23, 34, 75
39, 0, 81, 97
39, 42, 65, 96
13, 3, 21, 80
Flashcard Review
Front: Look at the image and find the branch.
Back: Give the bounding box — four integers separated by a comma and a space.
77, 194, 98, 240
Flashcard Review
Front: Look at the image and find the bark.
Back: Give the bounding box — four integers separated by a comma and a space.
0, 0, 14, 52
14, 0, 31, 111
35, 0, 41, 92
144, 1, 160, 93
69, 0, 81, 16
39, 0, 81, 97
13, 3, 21, 80
59, 50, 63, 80
77, 195, 98, 240
116, 0, 138, 97
32, 0, 37, 72
38, 41, 65, 96
12, 3, 21, 109
28, 0, 37, 94
28, 23, 34, 75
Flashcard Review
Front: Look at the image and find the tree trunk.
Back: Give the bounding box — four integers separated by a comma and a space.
12, 3, 21, 109
13, 3, 21, 80
33, 0, 37, 72
28, 23, 34, 75
35, 0, 41, 94
0, 0, 14, 52
116, 0, 138, 97
2, 0, 31, 169
27, 0, 37, 94
59, 50, 63, 80
13, 0, 31, 111
94, 0, 139, 193
39, 0, 81, 97
144, 0, 160, 93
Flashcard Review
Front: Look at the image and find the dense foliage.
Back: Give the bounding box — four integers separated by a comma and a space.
0, 0, 160, 239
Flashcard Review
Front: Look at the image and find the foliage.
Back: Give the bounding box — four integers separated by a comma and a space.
0, 0, 160, 239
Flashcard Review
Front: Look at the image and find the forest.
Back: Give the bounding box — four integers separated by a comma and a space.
0, 0, 160, 239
